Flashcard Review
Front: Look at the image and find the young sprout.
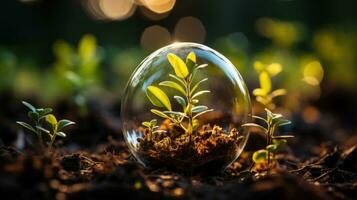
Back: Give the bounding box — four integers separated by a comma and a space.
144, 51, 213, 135
16, 101, 75, 150
142, 119, 166, 134
252, 61, 286, 110
242, 108, 293, 173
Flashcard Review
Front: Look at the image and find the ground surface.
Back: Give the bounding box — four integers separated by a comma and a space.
0, 92, 356, 200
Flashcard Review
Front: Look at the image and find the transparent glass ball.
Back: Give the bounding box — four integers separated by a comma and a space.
121, 43, 251, 173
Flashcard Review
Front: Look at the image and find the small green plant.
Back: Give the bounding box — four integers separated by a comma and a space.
143, 51, 213, 135
141, 119, 166, 134
16, 101, 75, 150
53, 34, 102, 114
242, 108, 293, 173
252, 61, 286, 110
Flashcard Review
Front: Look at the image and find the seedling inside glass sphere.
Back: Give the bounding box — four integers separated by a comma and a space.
144, 52, 213, 135
121, 43, 252, 173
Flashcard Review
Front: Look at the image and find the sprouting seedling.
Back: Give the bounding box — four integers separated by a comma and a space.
39, 114, 75, 150
252, 61, 287, 110
16, 101, 75, 150
141, 119, 166, 134
242, 108, 293, 173
144, 51, 213, 135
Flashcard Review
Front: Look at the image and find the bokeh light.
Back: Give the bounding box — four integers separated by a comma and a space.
82, 0, 136, 21
302, 106, 320, 124
140, 25, 171, 51
99, 0, 136, 20
139, 6, 170, 21
174, 16, 206, 43
142, 0, 176, 14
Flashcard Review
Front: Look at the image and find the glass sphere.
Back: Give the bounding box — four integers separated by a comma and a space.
121, 42, 251, 173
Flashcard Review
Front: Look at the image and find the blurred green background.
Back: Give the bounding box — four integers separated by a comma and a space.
0, 0, 357, 132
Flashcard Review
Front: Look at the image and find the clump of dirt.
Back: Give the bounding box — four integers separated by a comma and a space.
137, 120, 243, 173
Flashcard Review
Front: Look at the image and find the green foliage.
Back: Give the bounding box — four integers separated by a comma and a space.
242, 108, 293, 171
53, 34, 102, 114
252, 61, 286, 109
146, 86, 172, 110
17, 101, 75, 151
141, 119, 166, 134
0, 50, 17, 91
144, 51, 213, 135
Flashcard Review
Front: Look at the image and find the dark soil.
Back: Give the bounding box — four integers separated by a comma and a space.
137, 122, 242, 173
0, 90, 356, 200
1, 137, 356, 200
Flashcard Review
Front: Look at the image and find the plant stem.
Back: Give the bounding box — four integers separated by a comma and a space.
184, 76, 193, 135
35, 122, 43, 148
267, 123, 271, 174
48, 133, 57, 151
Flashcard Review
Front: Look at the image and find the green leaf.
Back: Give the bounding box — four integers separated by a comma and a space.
270, 89, 287, 98
273, 139, 287, 152
193, 109, 214, 119
252, 149, 268, 163
28, 111, 39, 121
190, 78, 208, 96
38, 108, 53, 116
259, 71, 271, 94
272, 135, 294, 139
78, 34, 96, 62
159, 81, 186, 95
272, 113, 283, 119
191, 105, 208, 113
142, 121, 151, 128
256, 96, 270, 106
17, 122, 36, 133
266, 63, 282, 76
163, 111, 187, 118
45, 114, 58, 127
253, 61, 265, 72
275, 119, 291, 127
169, 74, 185, 86
151, 109, 170, 119
252, 115, 268, 123
146, 86, 172, 110
150, 119, 157, 126
35, 126, 50, 134
241, 123, 268, 133
174, 96, 186, 108
56, 132, 67, 137
22, 101, 36, 112
167, 53, 189, 78
191, 99, 199, 104
191, 64, 208, 80
253, 88, 266, 97
65, 71, 82, 86
186, 51, 196, 63
152, 130, 167, 134
266, 144, 277, 153
57, 119, 75, 131
191, 90, 210, 99
186, 51, 196, 71
195, 64, 208, 70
